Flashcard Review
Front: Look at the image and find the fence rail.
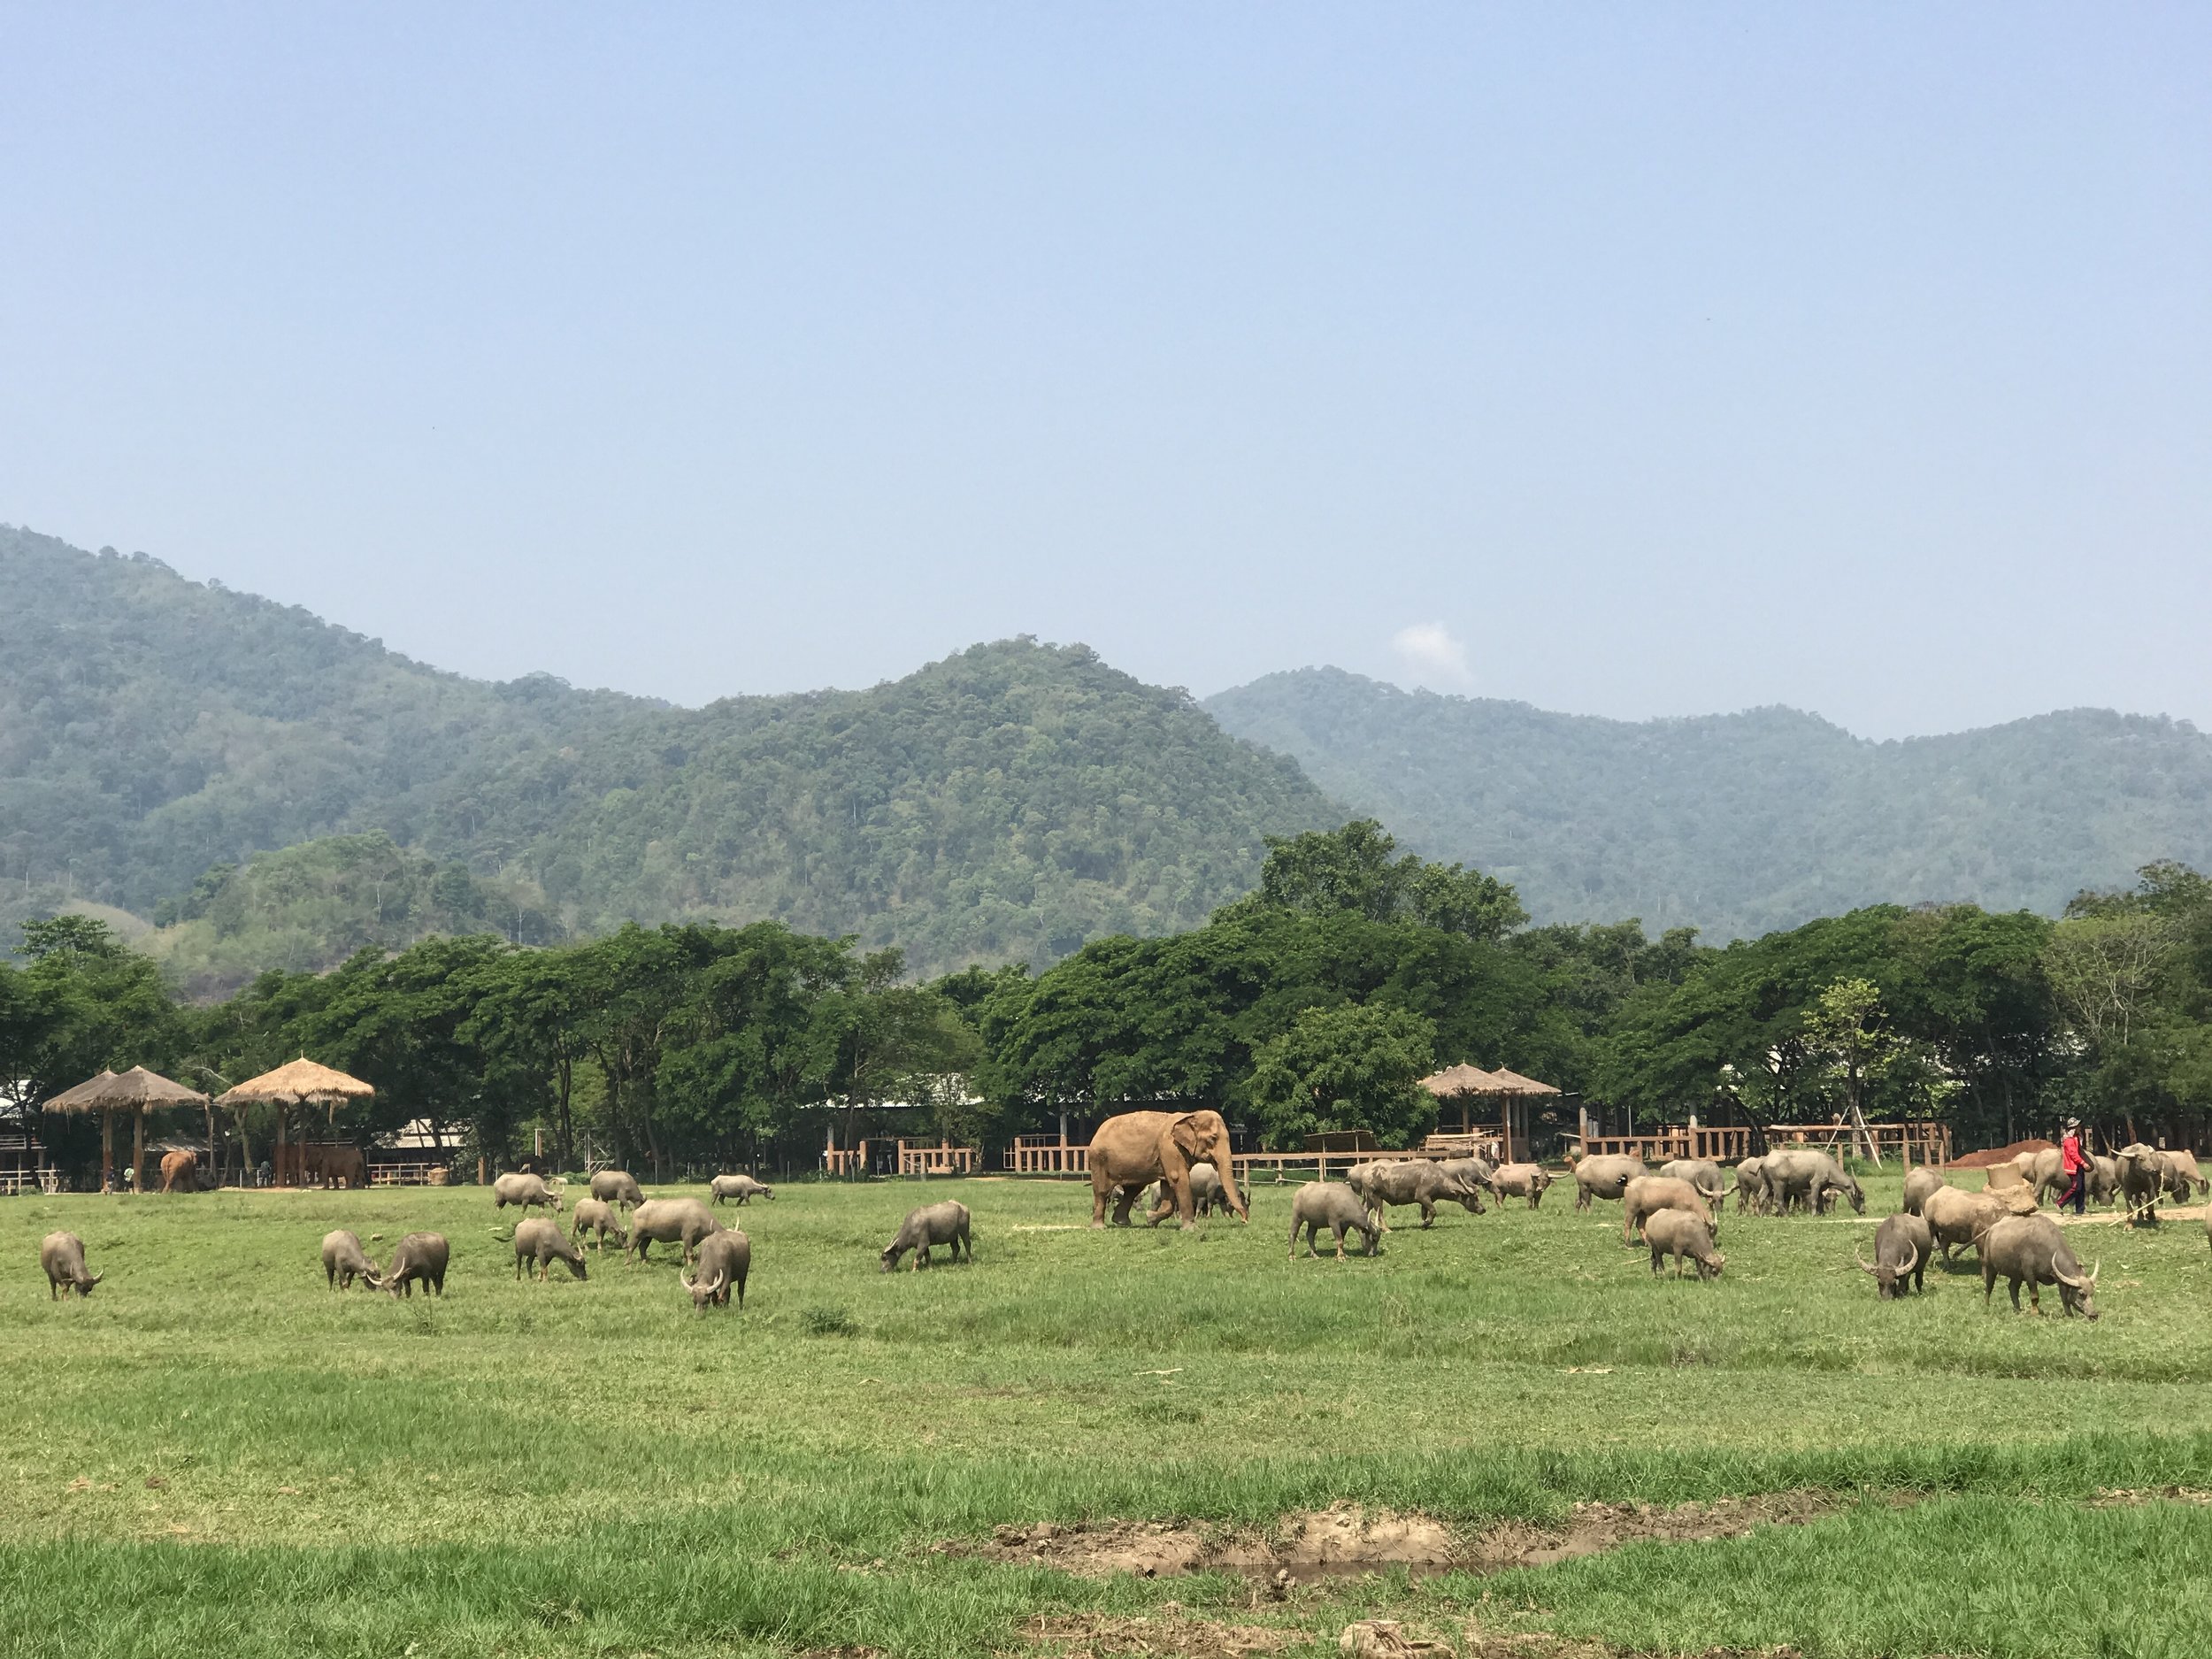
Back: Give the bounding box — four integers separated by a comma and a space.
1005, 1136, 1090, 1175
1574, 1122, 1952, 1166
896, 1140, 979, 1177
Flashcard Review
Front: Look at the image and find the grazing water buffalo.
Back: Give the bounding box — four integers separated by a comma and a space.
1732, 1157, 1768, 1215
1571, 1154, 1646, 1210
2114, 1144, 2167, 1223
493, 1171, 563, 1215
681, 1229, 751, 1309
1901, 1167, 1948, 1217
1856, 1213, 1930, 1299
1621, 1176, 1717, 1245
512, 1217, 588, 1281
321, 1229, 382, 1290
1979, 1216, 2099, 1318
41, 1232, 101, 1298
569, 1197, 627, 1251
1489, 1163, 1553, 1209
1362, 1160, 1486, 1229
2162, 1148, 2207, 1197
880, 1200, 972, 1271
382, 1233, 449, 1297
1288, 1182, 1380, 1260
1658, 1159, 1728, 1204
1762, 1148, 1865, 1216
1924, 1187, 2033, 1263
1644, 1209, 1725, 1279
159, 1149, 200, 1193
627, 1199, 722, 1265
709, 1173, 774, 1205
589, 1169, 644, 1210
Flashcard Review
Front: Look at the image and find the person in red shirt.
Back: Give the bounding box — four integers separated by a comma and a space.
2060, 1118, 2091, 1216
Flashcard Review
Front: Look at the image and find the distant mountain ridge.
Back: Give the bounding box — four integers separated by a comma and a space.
1, 526, 1335, 981
1204, 667, 2212, 939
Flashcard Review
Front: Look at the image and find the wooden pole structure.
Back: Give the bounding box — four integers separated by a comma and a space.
275, 1104, 288, 1186
101, 1109, 114, 1192
133, 1106, 147, 1193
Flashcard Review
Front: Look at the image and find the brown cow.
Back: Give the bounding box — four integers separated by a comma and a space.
159, 1149, 199, 1193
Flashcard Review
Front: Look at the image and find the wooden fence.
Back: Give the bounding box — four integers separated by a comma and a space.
1573, 1122, 1952, 1166
1004, 1136, 1089, 1175
896, 1140, 979, 1176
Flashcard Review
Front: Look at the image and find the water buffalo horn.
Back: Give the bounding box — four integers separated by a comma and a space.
678, 1268, 696, 1292
1854, 1248, 1882, 1276
88, 1271, 104, 1286
1896, 1241, 1918, 1278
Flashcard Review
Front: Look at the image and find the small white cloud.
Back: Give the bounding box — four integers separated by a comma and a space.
1391, 622, 1473, 690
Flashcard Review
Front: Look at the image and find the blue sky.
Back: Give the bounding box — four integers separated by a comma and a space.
5, 5, 2207, 737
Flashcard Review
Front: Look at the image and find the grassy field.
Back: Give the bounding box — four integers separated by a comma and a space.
5, 1170, 2212, 1658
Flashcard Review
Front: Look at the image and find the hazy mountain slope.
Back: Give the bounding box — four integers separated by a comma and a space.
2, 528, 1337, 978
1205, 668, 2212, 938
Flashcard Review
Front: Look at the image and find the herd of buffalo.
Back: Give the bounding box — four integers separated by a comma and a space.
33, 1113, 2208, 1325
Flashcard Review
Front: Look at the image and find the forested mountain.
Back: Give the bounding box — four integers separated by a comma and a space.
2, 527, 1334, 983
1206, 668, 2212, 940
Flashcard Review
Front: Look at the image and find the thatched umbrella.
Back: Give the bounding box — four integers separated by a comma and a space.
1478, 1067, 1562, 1164
1418, 1064, 1561, 1161
217, 1059, 376, 1187
44, 1067, 210, 1192
1418, 1064, 1501, 1137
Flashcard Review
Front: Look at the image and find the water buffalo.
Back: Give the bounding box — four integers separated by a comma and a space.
1644, 1209, 1725, 1279
1621, 1175, 1717, 1245
628, 1198, 723, 1265
159, 1149, 200, 1193
569, 1197, 627, 1251
1362, 1159, 1486, 1229
382, 1233, 449, 1297
2114, 1144, 2167, 1223
681, 1229, 751, 1309
1571, 1154, 1646, 1210
708, 1173, 774, 1205
1901, 1167, 1948, 1217
1923, 1186, 2032, 1263
2162, 1148, 2207, 1197
1856, 1212, 1930, 1299
1489, 1163, 1553, 1209
1762, 1148, 1865, 1216
1658, 1159, 1727, 1204
880, 1200, 972, 1271
1979, 1216, 2099, 1318
1288, 1181, 1380, 1260
1732, 1157, 1768, 1215
493, 1171, 563, 1215
41, 1232, 101, 1298
512, 1217, 588, 1281
321, 1229, 382, 1290
589, 1169, 644, 1210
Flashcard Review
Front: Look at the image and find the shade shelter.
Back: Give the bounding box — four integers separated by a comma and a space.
217, 1058, 376, 1186
44, 1067, 211, 1192
1419, 1063, 1562, 1163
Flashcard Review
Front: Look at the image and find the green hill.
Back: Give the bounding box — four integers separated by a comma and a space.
2, 527, 1336, 985
1205, 667, 2212, 939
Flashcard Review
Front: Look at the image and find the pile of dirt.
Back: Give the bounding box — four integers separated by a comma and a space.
1947, 1139, 2054, 1170
946, 1494, 1844, 1583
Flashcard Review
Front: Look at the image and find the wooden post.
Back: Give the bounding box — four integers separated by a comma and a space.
133, 1107, 146, 1194
276, 1105, 289, 1186
101, 1109, 114, 1192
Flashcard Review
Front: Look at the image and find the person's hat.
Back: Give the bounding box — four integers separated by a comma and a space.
2065, 1117, 2081, 1129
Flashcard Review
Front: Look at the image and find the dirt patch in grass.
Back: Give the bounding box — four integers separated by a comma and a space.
1023, 1610, 1292, 1657
1463, 1639, 1802, 1658
945, 1494, 1845, 1583
2090, 1486, 2212, 1507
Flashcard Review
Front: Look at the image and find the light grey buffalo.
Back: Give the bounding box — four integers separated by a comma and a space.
709, 1173, 775, 1205
382, 1233, 449, 1297
1922, 1186, 2031, 1264
881, 1200, 972, 1271
511, 1217, 588, 1281
1644, 1209, 1725, 1279
1621, 1175, 1717, 1245
1901, 1167, 1948, 1217
321, 1229, 381, 1290
627, 1199, 722, 1265
1761, 1148, 1865, 1216
1489, 1163, 1553, 1209
1571, 1154, 1646, 1210
568, 1197, 626, 1252
1186, 1161, 1228, 1217
1288, 1181, 1380, 1260
41, 1231, 102, 1298
1362, 1159, 1486, 1229
681, 1229, 751, 1309
1856, 1213, 1930, 1299
1658, 1158, 1727, 1205
1979, 1216, 2099, 1318
492, 1171, 563, 1215
1732, 1157, 1768, 1215
2114, 1144, 2168, 1223
589, 1169, 644, 1210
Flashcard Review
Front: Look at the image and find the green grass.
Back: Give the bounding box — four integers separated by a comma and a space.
4, 1173, 2209, 1656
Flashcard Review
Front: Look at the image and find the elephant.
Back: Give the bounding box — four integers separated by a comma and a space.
159, 1149, 199, 1193
1087, 1109, 1247, 1230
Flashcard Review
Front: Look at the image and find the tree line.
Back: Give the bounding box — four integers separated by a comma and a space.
7, 823, 2212, 1183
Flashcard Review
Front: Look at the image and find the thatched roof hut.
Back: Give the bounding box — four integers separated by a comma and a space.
217, 1059, 376, 1186
43, 1066, 209, 1191
1417, 1063, 1561, 1161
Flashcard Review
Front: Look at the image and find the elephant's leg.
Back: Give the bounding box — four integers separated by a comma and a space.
1089, 1171, 1114, 1229
1112, 1184, 1141, 1226
1146, 1187, 1176, 1227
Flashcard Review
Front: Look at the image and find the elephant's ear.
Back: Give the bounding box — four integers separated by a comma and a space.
1170, 1116, 1209, 1162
